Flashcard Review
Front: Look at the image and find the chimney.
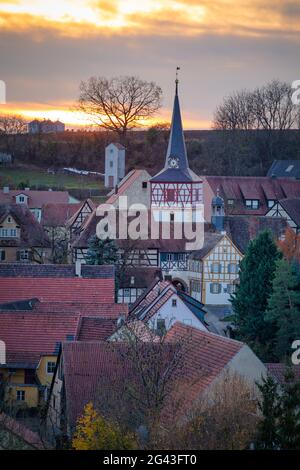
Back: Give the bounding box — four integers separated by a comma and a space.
75, 259, 82, 277
25, 187, 30, 191
115, 184, 118, 194
3, 186, 9, 194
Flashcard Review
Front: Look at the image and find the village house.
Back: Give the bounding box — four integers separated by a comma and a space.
117, 266, 162, 304
105, 169, 152, 209
266, 198, 300, 233
0, 187, 78, 223
128, 279, 208, 333
104, 142, 125, 188
202, 175, 300, 222
0, 204, 51, 263
46, 322, 267, 441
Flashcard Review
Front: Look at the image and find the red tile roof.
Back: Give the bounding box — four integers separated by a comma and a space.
60, 323, 244, 428
41, 203, 81, 227
0, 190, 70, 209
0, 278, 115, 303
76, 317, 118, 341
205, 176, 300, 216
33, 301, 128, 318
0, 311, 80, 367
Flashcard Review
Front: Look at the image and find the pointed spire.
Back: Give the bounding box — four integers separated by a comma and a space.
165, 68, 189, 171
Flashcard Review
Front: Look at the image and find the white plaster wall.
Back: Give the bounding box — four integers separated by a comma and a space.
147, 293, 208, 332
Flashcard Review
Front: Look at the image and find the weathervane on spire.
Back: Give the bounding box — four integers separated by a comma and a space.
175, 66, 180, 95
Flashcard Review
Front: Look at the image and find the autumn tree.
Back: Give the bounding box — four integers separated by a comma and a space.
166, 373, 259, 450
231, 230, 281, 360
77, 76, 162, 139
72, 402, 136, 450
278, 227, 300, 263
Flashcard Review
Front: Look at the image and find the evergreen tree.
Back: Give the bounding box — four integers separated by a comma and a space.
86, 235, 119, 265
256, 375, 280, 449
265, 259, 300, 361
256, 370, 300, 449
277, 369, 300, 449
231, 230, 281, 359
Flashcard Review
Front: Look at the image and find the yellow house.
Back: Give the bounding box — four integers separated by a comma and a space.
0, 204, 51, 263
188, 233, 243, 305
0, 310, 79, 409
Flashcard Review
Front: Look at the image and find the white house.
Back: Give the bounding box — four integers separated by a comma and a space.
104, 143, 125, 188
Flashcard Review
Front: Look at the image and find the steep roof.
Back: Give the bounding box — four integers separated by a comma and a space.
205, 176, 300, 216
60, 323, 245, 428
0, 189, 70, 209
76, 317, 118, 341
267, 160, 300, 179
65, 199, 95, 229
0, 311, 80, 367
72, 209, 188, 252
150, 82, 200, 183
41, 203, 81, 227
279, 198, 300, 227
189, 232, 224, 260
118, 267, 162, 288
224, 215, 287, 253
0, 204, 50, 248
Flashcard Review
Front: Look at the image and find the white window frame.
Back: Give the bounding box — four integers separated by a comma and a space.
16, 390, 25, 401
46, 361, 56, 375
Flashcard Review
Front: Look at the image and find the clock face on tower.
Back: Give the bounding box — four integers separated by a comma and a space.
168, 156, 179, 168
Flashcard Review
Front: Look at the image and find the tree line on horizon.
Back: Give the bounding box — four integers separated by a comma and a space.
1, 77, 300, 178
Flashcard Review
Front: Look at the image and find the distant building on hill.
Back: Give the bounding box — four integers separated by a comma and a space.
28, 119, 65, 134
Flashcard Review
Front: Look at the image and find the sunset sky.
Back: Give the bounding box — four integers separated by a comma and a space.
0, 0, 299, 129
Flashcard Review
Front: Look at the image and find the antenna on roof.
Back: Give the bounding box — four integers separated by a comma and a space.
175, 66, 180, 96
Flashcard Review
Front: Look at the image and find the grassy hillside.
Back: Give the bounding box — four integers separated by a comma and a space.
0, 166, 104, 191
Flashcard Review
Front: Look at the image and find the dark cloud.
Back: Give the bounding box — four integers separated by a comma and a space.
0, 25, 299, 126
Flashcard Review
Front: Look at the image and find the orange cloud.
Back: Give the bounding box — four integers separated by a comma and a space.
0, 0, 299, 39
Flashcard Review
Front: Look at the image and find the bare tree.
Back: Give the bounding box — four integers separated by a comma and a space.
0, 114, 27, 134
213, 80, 300, 131
166, 372, 259, 450
213, 90, 256, 130
76, 76, 162, 138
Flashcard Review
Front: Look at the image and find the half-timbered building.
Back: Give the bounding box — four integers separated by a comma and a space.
266, 198, 300, 233
150, 80, 203, 223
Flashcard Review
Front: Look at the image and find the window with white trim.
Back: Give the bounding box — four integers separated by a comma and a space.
228, 263, 239, 274
211, 263, 221, 273
245, 199, 259, 209
0, 228, 17, 238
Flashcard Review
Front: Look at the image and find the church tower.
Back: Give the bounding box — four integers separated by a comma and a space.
150, 77, 203, 222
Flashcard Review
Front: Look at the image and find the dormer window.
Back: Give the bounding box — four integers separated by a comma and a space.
245, 199, 259, 209
16, 194, 28, 205
267, 200, 276, 208
227, 199, 234, 206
